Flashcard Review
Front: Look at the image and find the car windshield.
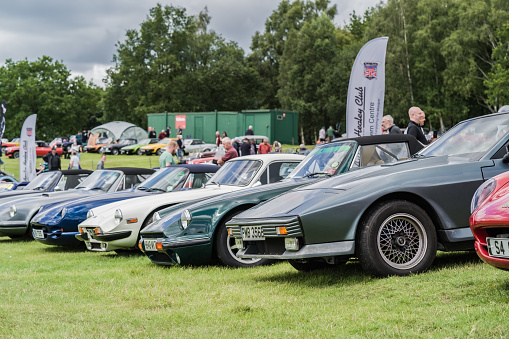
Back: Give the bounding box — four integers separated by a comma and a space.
419, 114, 509, 160
137, 167, 189, 192
207, 160, 261, 186
25, 171, 60, 190
138, 139, 151, 145
74, 170, 121, 191
287, 142, 355, 178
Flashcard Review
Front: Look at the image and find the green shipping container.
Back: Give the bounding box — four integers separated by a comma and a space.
147, 110, 299, 145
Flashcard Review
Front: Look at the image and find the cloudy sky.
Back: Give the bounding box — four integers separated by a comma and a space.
0, 0, 382, 87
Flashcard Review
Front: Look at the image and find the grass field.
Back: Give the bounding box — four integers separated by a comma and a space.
0, 238, 508, 338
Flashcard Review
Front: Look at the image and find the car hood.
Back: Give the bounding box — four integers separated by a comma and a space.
31, 189, 145, 225
236, 155, 479, 218
87, 184, 241, 217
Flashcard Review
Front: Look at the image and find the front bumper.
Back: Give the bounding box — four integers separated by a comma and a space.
0, 221, 28, 236
474, 241, 509, 271
140, 236, 212, 266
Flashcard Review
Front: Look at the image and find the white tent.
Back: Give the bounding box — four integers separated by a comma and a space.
91, 121, 147, 141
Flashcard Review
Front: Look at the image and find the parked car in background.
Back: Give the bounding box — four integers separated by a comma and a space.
227, 111, 509, 277
0, 168, 154, 239
0, 170, 92, 202
120, 138, 159, 155
100, 138, 138, 155
139, 138, 175, 155
0, 170, 19, 191
84, 137, 112, 153
1, 138, 20, 153
32, 164, 219, 248
4, 140, 64, 159
182, 139, 216, 155
76, 154, 304, 253
140, 134, 424, 268
470, 171, 509, 271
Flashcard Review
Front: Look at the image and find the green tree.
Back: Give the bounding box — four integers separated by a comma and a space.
0, 56, 102, 140
102, 4, 260, 127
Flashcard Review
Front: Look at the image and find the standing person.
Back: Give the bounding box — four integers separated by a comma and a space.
82, 130, 88, 145
319, 126, 326, 143
215, 131, 221, 147
43, 147, 61, 171
76, 131, 83, 146
148, 127, 156, 139
176, 134, 184, 163
232, 138, 240, 154
240, 138, 251, 156
258, 138, 271, 154
69, 151, 80, 169
382, 115, 401, 134
406, 107, 429, 145
165, 126, 171, 138
158, 130, 166, 140
245, 126, 254, 135
159, 140, 178, 167
217, 137, 238, 166
326, 126, 335, 142
249, 139, 256, 154
272, 141, 282, 153
71, 140, 82, 159
97, 154, 106, 169
222, 131, 228, 138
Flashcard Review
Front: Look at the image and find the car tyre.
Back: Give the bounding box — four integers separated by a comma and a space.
215, 211, 272, 268
358, 200, 437, 277
156, 148, 163, 156
13, 151, 19, 159
136, 149, 142, 155
112, 148, 119, 155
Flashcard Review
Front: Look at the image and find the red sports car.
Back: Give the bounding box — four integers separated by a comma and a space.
470, 171, 509, 271
4, 140, 64, 159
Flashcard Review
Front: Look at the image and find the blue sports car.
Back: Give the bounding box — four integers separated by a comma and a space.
31, 164, 219, 247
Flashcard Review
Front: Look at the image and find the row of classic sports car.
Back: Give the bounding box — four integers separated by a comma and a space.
2, 112, 509, 277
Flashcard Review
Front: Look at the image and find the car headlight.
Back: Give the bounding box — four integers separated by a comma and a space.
87, 209, 94, 219
181, 209, 192, 229
61, 207, 67, 218
114, 209, 123, 225
9, 205, 16, 218
471, 178, 497, 213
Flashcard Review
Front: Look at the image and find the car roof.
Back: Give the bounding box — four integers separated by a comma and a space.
107, 167, 156, 175
229, 153, 305, 162
59, 169, 94, 175
332, 134, 424, 155
169, 164, 220, 173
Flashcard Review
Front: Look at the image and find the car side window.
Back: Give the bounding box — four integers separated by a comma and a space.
266, 162, 300, 183
259, 169, 268, 185
352, 142, 411, 168
491, 140, 509, 159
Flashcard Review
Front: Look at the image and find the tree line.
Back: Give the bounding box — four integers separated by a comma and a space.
0, 0, 507, 143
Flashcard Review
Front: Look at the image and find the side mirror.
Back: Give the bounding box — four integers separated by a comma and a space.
252, 181, 262, 187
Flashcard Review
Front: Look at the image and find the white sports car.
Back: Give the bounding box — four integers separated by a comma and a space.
76, 154, 305, 252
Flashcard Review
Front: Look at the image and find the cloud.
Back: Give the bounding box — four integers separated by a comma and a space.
0, 0, 382, 87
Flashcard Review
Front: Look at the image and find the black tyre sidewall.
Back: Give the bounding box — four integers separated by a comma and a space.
358, 200, 437, 277
215, 212, 270, 268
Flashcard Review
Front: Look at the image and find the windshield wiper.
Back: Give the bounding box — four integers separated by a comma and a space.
33, 186, 47, 190
137, 186, 149, 191
89, 186, 105, 191
304, 172, 332, 178
206, 181, 221, 187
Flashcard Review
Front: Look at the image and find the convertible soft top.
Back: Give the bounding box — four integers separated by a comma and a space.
106, 167, 156, 175
334, 134, 424, 156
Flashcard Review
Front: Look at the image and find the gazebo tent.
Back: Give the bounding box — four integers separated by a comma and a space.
90, 121, 148, 142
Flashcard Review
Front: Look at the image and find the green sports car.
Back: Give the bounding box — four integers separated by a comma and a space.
139, 134, 423, 267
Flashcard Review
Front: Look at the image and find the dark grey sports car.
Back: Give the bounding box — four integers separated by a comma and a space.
228, 111, 509, 277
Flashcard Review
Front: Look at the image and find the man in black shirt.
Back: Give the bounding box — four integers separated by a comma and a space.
43, 148, 61, 171
240, 138, 251, 156
406, 107, 429, 145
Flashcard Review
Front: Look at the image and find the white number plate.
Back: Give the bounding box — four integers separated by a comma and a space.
487, 237, 509, 259
33, 229, 44, 239
144, 239, 157, 251
241, 226, 265, 241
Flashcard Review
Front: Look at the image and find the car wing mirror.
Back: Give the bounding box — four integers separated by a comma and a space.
253, 181, 262, 187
